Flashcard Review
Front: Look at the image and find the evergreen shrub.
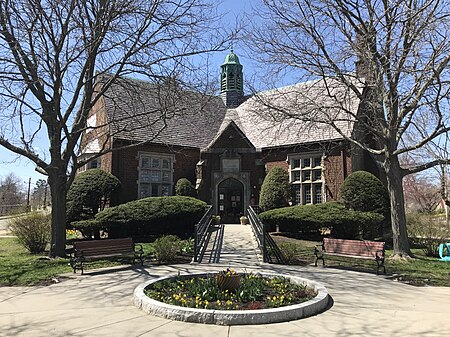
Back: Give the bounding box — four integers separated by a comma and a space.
67, 168, 121, 223
8, 212, 51, 253
175, 178, 197, 197
260, 202, 384, 239
339, 171, 390, 238
259, 166, 290, 211
94, 196, 207, 237
70, 219, 104, 239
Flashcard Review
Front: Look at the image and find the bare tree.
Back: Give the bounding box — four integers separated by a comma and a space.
419, 135, 450, 223
0, 0, 230, 257
247, 0, 450, 258
0, 173, 25, 215
403, 173, 440, 214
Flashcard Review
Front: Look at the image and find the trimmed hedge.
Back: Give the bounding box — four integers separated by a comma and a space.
67, 168, 121, 222
339, 171, 389, 214
70, 219, 106, 239
259, 202, 384, 239
90, 196, 207, 237
175, 178, 197, 197
339, 170, 390, 238
259, 166, 290, 211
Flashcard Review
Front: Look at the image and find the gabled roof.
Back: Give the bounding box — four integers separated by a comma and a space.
94, 75, 360, 151
228, 77, 361, 149
205, 120, 255, 151
101, 76, 227, 149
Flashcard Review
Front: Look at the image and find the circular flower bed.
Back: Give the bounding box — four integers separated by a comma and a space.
144, 271, 315, 310
134, 272, 329, 325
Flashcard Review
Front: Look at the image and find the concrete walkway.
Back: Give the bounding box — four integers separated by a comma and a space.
0, 215, 13, 236
1, 263, 449, 337
1, 224, 449, 336
201, 224, 260, 266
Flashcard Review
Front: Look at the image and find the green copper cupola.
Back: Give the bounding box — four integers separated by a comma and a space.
220, 49, 243, 108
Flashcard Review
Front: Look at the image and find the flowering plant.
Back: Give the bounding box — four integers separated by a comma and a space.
218, 268, 238, 277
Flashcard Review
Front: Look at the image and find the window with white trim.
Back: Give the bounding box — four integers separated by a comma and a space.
289, 154, 324, 205
138, 152, 174, 198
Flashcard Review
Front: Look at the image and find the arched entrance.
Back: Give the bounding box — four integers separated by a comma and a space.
217, 178, 244, 223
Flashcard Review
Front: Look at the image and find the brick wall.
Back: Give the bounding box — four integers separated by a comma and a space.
262, 143, 351, 203
324, 148, 351, 201
110, 140, 199, 205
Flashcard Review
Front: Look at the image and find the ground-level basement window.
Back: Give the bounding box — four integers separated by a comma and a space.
288, 154, 324, 205
138, 152, 174, 198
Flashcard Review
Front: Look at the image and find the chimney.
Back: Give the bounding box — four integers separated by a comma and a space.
355, 25, 376, 85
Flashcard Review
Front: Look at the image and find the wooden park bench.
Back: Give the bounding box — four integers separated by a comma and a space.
69, 238, 144, 275
314, 237, 386, 275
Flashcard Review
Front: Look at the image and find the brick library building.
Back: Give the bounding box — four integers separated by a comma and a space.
80, 50, 376, 223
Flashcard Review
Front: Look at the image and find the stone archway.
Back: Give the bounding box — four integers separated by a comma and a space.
217, 178, 244, 223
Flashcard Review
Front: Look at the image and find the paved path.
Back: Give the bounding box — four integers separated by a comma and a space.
1, 222, 449, 336
217, 224, 260, 266
0, 215, 13, 236
1, 263, 449, 337
201, 224, 260, 266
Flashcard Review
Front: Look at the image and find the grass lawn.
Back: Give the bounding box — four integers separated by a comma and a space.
0, 237, 191, 286
272, 235, 450, 287
0, 237, 71, 286
3, 234, 449, 287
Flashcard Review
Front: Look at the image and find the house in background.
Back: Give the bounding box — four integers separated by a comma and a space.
79, 50, 376, 223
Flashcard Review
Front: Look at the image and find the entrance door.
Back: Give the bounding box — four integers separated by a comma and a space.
218, 178, 244, 223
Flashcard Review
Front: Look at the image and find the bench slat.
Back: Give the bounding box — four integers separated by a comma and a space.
323, 238, 384, 258
70, 238, 143, 274
314, 237, 386, 274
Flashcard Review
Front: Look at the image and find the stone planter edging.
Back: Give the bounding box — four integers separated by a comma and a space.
133, 272, 329, 325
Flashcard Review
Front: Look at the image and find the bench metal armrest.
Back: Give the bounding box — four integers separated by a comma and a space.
314, 244, 324, 254
376, 249, 385, 260
133, 243, 144, 266
314, 244, 325, 266
134, 243, 144, 254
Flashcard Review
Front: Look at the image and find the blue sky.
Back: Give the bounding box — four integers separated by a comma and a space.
0, 0, 267, 188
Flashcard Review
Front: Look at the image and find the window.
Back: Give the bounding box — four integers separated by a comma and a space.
78, 157, 101, 172
138, 152, 174, 198
288, 154, 324, 205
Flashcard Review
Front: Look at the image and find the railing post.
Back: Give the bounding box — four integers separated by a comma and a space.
193, 222, 198, 263
262, 221, 267, 263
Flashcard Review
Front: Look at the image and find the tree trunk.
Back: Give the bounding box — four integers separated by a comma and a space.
384, 155, 412, 257
48, 172, 68, 258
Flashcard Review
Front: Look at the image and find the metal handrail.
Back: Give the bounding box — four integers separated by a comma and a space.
248, 205, 267, 262
248, 205, 286, 264
193, 205, 214, 263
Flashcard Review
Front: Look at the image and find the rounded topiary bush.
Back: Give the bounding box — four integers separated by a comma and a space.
95, 196, 207, 237
260, 202, 384, 239
339, 171, 390, 239
259, 166, 290, 211
67, 168, 121, 223
175, 178, 197, 197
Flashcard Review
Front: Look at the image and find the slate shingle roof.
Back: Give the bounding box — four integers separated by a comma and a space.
99, 75, 360, 150
206, 77, 361, 150
102, 77, 227, 149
